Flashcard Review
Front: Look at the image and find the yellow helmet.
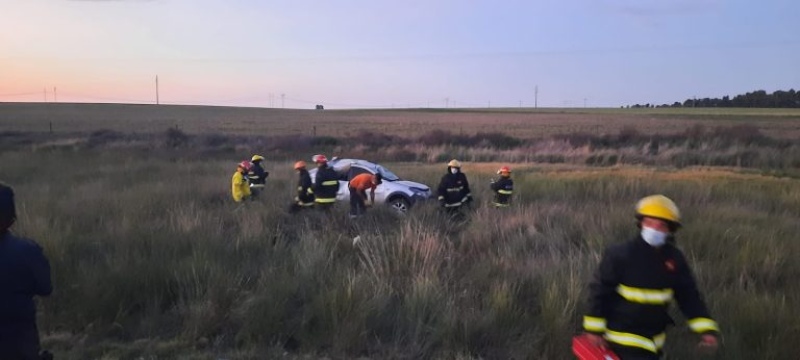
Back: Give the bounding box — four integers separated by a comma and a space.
447, 159, 461, 168
251, 155, 265, 162
636, 195, 681, 224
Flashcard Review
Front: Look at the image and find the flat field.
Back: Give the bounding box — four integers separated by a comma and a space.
1, 104, 799, 359
2, 103, 800, 139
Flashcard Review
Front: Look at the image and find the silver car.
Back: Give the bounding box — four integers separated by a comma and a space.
308, 158, 432, 212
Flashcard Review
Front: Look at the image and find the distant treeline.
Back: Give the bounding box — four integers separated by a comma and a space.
627, 89, 800, 108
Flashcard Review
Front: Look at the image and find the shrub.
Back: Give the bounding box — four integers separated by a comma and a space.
164, 127, 189, 148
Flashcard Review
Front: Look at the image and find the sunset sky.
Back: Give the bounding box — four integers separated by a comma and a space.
1, 0, 798, 109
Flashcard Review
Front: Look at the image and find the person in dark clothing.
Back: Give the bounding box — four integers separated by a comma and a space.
582, 195, 719, 359
348, 173, 382, 217
490, 166, 514, 208
436, 159, 472, 213
311, 155, 339, 210
247, 155, 269, 197
0, 184, 52, 360
289, 161, 315, 213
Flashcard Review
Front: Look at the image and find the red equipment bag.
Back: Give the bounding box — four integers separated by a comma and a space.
572, 334, 620, 360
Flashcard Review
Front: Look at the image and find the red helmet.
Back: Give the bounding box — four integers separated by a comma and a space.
238, 161, 251, 170
497, 166, 511, 175
312, 154, 328, 164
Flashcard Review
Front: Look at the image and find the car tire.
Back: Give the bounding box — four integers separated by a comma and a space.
388, 196, 410, 213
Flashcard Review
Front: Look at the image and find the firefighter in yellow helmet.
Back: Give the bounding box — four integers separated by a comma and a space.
247, 155, 269, 197
231, 161, 252, 202
490, 166, 513, 208
436, 159, 472, 212
582, 195, 719, 359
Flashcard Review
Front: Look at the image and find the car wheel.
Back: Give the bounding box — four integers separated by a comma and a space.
388, 197, 410, 213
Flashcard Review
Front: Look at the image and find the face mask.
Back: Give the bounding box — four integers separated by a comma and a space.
641, 227, 668, 247
450, 168, 459, 174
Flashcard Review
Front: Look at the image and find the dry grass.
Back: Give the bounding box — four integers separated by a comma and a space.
1, 144, 798, 359
1, 103, 799, 359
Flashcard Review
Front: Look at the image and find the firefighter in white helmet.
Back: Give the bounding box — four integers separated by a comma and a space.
436, 159, 472, 212
582, 195, 719, 359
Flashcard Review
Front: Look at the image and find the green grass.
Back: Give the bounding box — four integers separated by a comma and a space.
2, 146, 799, 359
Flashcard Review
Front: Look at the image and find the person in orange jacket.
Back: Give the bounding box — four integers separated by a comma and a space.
582, 195, 719, 359
348, 173, 382, 217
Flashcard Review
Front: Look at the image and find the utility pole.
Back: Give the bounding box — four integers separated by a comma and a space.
535, 85, 538, 108
54, 87, 57, 102
43, 88, 47, 102
156, 76, 160, 105
281, 93, 285, 108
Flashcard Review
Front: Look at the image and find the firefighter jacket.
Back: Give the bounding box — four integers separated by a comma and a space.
437, 171, 471, 207
490, 177, 513, 207
312, 165, 339, 204
296, 169, 315, 206
247, 162, 269, 187
231, 170, 251, 202
583, 236, 719, 355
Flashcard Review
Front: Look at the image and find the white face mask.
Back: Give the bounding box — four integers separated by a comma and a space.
641, 227, 668, 247
450, 168, 459, 174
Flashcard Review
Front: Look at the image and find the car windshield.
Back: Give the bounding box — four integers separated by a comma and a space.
376, 165, 400, 181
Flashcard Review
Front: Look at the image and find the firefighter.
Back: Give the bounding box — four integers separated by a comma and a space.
231, 161, 252, 202
490, 166, 513, 208
247, 155, 269, 197
290, 161, 315, 212
0, 184, 52, 360
311, 154, 339, 210
348, 173, 382, 217
582, 195, 719, 359
436, 159, 472, 212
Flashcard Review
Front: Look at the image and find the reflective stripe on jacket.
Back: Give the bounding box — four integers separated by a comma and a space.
313, 165, 340, 203
583, 236, 719, 353
490, 177, 513, 206
296, 169, 315, 204
437, 171, 471, 206
247, 163, 268, 185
